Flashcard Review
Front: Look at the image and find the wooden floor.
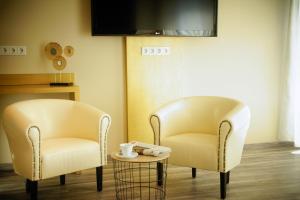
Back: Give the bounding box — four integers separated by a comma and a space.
1, 142, 300, 200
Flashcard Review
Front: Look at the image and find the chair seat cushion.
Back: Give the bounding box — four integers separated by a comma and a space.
162, 133, 218, 171
41, 138, 100, 179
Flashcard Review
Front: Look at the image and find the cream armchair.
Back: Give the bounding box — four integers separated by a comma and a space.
150, 96, 250, 199
2, 99, 111, 199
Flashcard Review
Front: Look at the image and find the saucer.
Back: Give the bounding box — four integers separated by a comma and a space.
115, 151, 138, 159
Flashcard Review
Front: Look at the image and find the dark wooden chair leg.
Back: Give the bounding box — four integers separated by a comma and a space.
96, 166, 103, 191
192, 168, 196, 178
30, 180, 38, 200
220, 172, 227, 199
226, 171, 230, 184
26, 179, 30, 193
60, 175, 66, 185
157, 162, 163, 186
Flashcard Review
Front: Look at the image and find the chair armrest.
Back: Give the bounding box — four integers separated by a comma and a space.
150, 102, 182, 145
218, 104, 251, 172
150, 114, 161, 145
98, 113, 111, 165
76, 104, 111, 165
71, 103, 111, 165
2, 107, 41, 181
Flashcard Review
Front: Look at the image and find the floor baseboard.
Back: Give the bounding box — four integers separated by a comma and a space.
0, 163, 13, 172
244, 141, 295, 150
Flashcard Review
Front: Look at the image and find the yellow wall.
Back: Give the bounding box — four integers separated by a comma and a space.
0, 0, 126, 163
127, 0, 288, 143
0, 0, 289, 163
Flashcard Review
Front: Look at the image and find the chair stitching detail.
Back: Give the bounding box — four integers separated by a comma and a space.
27, 126, 41, 180
218, 120, 232, 172
150, 115, 161, 145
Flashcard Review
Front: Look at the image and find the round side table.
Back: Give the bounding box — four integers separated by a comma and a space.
111, 153, 169, 200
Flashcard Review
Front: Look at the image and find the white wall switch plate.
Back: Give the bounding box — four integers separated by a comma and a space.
0, 46, 27, 56
141, 46, 170, 56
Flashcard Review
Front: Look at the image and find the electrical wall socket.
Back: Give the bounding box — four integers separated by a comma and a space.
0, 46, 10, 55
142, 47, 170, 56
17, 46, 26, 55
0, 46, 27, 56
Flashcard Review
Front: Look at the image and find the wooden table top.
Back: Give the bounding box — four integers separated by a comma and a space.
111, 152, 169, 163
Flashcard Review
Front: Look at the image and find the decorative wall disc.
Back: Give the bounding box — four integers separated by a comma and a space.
64, 45, 74, 57
52, 56, 67, 71
45, 42, 62, 60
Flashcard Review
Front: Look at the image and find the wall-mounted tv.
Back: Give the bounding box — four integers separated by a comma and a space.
91, 0, 218, 37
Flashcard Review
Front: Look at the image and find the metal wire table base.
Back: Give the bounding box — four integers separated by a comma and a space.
112, 157, 168, 200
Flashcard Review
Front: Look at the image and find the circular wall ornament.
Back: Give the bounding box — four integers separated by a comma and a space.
64, 45, 74, 57
52, 56, 67, 71
45, 42, 62, 60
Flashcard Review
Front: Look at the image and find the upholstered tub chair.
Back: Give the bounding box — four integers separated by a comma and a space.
150, 96, 250, 199
2, 99, 111, 199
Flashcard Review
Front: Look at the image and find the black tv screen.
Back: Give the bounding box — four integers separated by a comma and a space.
91, 0, 218, 37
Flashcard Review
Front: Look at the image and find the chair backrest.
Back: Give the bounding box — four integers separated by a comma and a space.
3, 99, 100, 140
155, 96, 240, 136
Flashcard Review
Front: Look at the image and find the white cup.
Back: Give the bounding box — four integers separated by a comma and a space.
120, 143, 134, 157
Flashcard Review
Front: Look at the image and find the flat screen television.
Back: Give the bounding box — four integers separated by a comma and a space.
91, 0, 218, 37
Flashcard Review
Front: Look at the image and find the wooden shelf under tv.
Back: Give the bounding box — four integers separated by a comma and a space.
0, 73, 80, 101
